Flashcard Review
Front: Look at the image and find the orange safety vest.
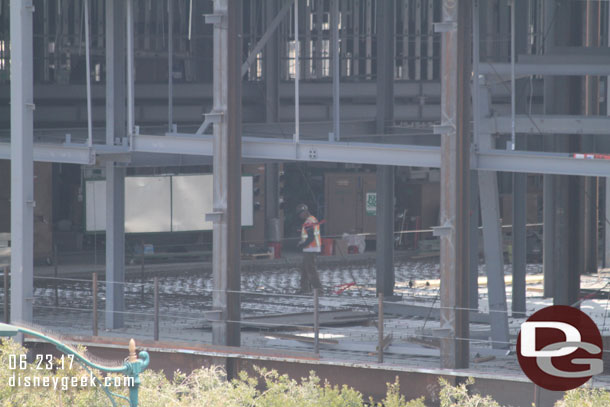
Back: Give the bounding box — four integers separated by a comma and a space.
301, 215, 321, 252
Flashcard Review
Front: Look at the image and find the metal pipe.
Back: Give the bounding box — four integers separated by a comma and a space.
3, 267, 8, 323
510, 0, 516, 150
331, 0, 340, 141
92, 272, 98, 336
84, 0, 93, 147
378, 293, 384, 363
154, 277, 159, 341
294, 0, 300, 144
313, 288, 320, 354
127, 0, 135, 145
168, 0, 174, 133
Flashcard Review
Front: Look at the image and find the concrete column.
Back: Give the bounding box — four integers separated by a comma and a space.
375, 0, 395, 297
105, 0, 127, 329
211, 0, 242, 348
10, 0, 35, 324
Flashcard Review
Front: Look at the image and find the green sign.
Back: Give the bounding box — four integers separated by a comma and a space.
366, 192, 376, 215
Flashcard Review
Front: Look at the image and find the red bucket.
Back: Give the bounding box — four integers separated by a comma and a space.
321, 238, 334, 256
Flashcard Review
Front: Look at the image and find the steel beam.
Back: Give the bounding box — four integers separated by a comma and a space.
376, 166, 395, 296
375, 0, 396, 298
476, 150, 610, 177
480, 56, 610, 76
481, 115, 610, 135
210, 0, 242, 348
105, 0, 127, 330
331, 0, 340, 141
0, 143, 94, 165
438, 0, 471, 369
241, 0, 293, 77
133, 134, 442, 167
469, 171, 480, 310
512, 170, 526, 317
478, 169, 510, 349
605, 178, 610, 267
477, 84, 510, 350
10, 0, 35, 325
264, 0, 281, 239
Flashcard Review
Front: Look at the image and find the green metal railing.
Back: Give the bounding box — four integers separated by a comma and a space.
0, 323, 149, 407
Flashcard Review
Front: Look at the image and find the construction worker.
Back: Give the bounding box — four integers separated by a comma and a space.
296, 204, 322, 293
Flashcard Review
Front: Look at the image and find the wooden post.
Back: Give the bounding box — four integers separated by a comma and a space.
92, 272, 98, 336
378, 293, 384, 363
154, 277, 159, 341
3, 267, 8, 323
313, 288, 320, 354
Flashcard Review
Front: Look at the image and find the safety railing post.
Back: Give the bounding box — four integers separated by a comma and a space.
92, 272, 98, 336
53, 243, 59, 307
3, 267, 8, 323
313, 288, 320, 354
378, 293, 384, 363
154, 277, 159, 341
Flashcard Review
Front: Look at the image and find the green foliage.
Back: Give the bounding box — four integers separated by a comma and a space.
3, 339, 610, 407
438, 377, 502, 407
0, 339, 424, 407
555, 386, 610, 407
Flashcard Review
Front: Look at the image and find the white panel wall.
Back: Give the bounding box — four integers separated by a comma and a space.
85, 174, 253, 232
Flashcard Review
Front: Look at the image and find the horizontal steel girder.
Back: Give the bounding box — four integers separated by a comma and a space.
480, 56, 610, 77
0, 142, 95, 165
476, 149, 610, 177
481, 115, 610, 135
134, 134, 443, 167
5, 135, 610, 176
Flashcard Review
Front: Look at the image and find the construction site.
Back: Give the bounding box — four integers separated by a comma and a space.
2, 0, 610, 406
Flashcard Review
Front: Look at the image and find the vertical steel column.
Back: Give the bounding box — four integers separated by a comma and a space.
606, 176, 610, 268
211, 0, 242, 348
469, 0, 481, 311
294, 0, 300, 144
469, 173, 480, 310
542, 0, 556, 299
477, 82, 510, 350
265, 0, 280, 237
10, 0, 35, 325
438, 0, 472, 368
84, 0, 93, 147
512, 168, 527, 317
126, 0, 135, 141
331, 0, 340, 141
375, 0, 395, 297
606, 2, 610, 268
511, 0, 527, 318
105, 0, 127, 330
509, 0, 516, 150
168, 0, 174, 132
